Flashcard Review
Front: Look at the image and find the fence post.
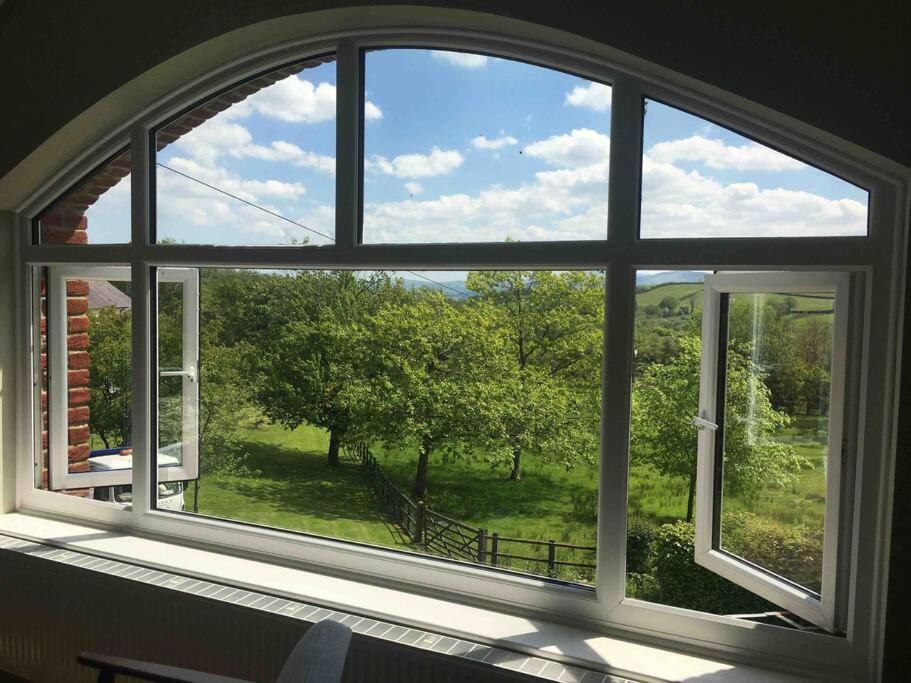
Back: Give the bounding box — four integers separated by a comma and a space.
477, 529, 487, 564
491, 533, 499, 567
547, 540, 556, 577
414, 501, 426, 546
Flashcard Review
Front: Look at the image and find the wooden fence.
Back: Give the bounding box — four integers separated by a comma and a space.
345, 444, 596, 580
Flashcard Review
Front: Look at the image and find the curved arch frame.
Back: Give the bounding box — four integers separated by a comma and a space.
8, 11, 910, 681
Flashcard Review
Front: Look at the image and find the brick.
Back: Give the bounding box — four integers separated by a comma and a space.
65, 487, 92, 498
67, 332, 89, 350
66, 280, 90, 296
43, 229, 88, 245
40, 352, 47, 369
67, 315, 89, 333
39, 317, 46, 334
68, 387, 90, 406
68, 443, 90, 463
40, 211, 87, 231
66, 298, 88, 315
68, 351, 90, 370
68, 406, 90, 423
41, 431, 47, 449
40, 391, 48, 409
68, 425, 90, 444
67, 369, 90, 387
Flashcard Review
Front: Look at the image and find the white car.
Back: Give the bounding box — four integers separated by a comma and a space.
89, 451, 187, 511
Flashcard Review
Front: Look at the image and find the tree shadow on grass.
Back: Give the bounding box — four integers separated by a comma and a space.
199, 436, 405, 537
373, 447, 600, 534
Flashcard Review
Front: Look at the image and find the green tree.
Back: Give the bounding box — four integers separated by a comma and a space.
630, 336, 806, 521
465, 270, 603, 480
659, 295, 678, 317
248, 271, 404, 467
351, 292, 512, 500
86, 306, 133, 448
189, 341, 262, 512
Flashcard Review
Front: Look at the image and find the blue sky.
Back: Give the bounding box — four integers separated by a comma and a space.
82, 48, 868, 246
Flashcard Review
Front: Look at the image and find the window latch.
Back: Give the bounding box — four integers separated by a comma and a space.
692, 415, 718, 432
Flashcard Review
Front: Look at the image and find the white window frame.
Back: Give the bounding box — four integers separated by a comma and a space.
694, 271, 851, 631
8, 24, 909, 682
46, 265, 198, 489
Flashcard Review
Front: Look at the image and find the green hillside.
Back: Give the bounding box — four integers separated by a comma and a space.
636, 281, 835, 316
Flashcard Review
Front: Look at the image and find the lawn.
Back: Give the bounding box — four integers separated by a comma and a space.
188, 425, 409, 552
188, 417, 827, 585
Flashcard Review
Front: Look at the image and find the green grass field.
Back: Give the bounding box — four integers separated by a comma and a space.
189, 415, 827, 584
188, 425, 407, 551
636, 282, 835, 315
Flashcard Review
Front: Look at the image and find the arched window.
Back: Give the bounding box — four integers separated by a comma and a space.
13, 27, 907, 681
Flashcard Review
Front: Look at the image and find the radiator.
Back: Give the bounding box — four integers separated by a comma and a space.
0, 535, 629, 683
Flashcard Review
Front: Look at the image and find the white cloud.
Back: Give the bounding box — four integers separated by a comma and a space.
164, 157, 306, 201
471, 134, 518, 150
225, 76, 382, 123
174, 120, 253, 165
362, 130, 866, 243
639, 156, 866, 238
565, 82, 612, 111
370, 147, 464, 178
172, 118, 336, 175
647, 135, 806, 171
404, 182, 424, 195
431, 51, 489, 69
231, 140, 336, 175
523, 129, 611, 168
155, 159, 336, 246
365, 101, 383, 121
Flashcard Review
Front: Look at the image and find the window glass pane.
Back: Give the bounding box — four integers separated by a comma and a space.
155, 56, 337, 245
157, 268, 604, 586
35, 269, 134, 496
34, 268, 49, 489
626, 270, 829, 630
362, 49, 611, 243
157, 276, 196, 476
640, 100, 869, 238
35, 149, 131, 245
717, 289, 835, 593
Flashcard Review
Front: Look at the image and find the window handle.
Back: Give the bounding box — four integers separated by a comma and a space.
692, 415, 718, 432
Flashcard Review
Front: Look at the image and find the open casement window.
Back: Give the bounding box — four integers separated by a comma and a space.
694, 271, 851, 632
46, 266, 199, 490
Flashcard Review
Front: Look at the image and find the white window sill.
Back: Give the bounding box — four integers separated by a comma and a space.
0, 512, 811, 683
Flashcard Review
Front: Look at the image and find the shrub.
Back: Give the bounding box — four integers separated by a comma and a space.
721, 511, 823, 593
626, 516, 658, 575
645, 520, 773, 614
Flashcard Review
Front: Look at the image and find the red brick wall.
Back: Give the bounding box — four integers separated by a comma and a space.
39, 215, 92, 496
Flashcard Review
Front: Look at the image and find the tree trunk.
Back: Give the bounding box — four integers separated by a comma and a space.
327, 429, 340, 468
686, 469, 697, 523
413, 439, 431, 501
509, 446, 522, 481
193, 479, 200, 514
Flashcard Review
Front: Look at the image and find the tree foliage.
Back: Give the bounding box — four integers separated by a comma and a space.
630, 336, 806, 521
349, 292, 513, 499
465, 271, 603, 479
247, 271, 404, 466
86, 307, 133, 448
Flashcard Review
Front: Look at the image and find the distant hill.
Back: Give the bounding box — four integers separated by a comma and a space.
400, 271, 707, 299
399, 278, 473, 299
636, 271, 706, 286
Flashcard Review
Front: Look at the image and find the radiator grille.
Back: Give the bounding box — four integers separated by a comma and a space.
0, 534, 638, 683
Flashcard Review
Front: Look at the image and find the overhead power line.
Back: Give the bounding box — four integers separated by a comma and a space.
157, 162, 467, 298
